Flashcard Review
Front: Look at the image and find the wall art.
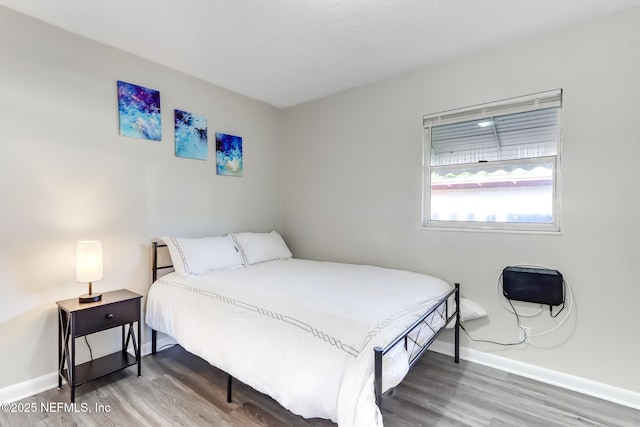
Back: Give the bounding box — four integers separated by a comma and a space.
215, 132, 243, 176
117, 80, 161, 141
175, 109, 208, 160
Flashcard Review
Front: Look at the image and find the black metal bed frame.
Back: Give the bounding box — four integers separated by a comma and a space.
149, 240, 460, 413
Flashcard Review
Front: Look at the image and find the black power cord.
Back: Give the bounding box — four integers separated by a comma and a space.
84, 336, 94, 361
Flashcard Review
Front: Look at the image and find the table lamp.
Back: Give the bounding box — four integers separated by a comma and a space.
76, 240, 103, 303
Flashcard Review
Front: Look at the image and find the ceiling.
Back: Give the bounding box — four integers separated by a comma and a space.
2, 0, 639, 108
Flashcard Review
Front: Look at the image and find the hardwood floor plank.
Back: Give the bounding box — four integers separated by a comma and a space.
1, 346, 638, 427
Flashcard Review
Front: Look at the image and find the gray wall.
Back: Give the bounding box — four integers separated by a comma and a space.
0, 7, 281, 389
280, 8, 640, 393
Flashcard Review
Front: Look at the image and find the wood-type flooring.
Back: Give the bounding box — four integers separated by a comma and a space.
1, 345, 638, 426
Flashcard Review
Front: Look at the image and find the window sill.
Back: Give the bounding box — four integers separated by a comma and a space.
422, 223, 561, 235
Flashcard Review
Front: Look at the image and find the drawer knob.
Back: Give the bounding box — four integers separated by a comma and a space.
106, 313, 114, 319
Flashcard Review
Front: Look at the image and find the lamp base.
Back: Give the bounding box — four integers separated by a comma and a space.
79, 293, 102, 303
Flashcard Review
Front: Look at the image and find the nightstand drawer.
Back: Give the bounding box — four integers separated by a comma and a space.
75, 299, 139, 336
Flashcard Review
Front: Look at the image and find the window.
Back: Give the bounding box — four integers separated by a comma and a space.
423, 89, 562, 232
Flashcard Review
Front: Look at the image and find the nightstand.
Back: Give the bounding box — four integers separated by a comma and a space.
57, 289, 142, 402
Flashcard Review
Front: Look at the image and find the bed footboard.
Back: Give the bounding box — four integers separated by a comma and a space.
374, 282, 460, 410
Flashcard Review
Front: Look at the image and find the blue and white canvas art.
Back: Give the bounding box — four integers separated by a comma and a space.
175, 109, 208, 160
215, 132, 243, 176
117, 80, 161, 141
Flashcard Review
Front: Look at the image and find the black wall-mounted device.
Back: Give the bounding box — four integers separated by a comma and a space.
502, 266, 564, 306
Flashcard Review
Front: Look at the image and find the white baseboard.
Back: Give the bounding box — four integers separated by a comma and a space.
0, 336, 176, 404
0, 372, 58, 404
140, 334, 177, 357
428, 341, 640, 411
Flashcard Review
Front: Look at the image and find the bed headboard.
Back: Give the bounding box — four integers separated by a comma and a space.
152, 240, 174, 283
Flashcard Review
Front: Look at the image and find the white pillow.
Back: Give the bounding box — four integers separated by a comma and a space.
231, 231, 292, 265
446, 298, 487, 328
162, 235, 244, 277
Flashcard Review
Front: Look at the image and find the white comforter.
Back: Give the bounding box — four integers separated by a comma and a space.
145, 259, 452, 426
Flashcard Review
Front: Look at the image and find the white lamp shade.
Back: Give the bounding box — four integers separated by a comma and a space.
76, 241, 103, 283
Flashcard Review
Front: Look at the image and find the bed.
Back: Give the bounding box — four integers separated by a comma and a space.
146, 232, 460, 426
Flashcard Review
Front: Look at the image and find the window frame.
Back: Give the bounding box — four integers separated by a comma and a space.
422, 90, 562, 233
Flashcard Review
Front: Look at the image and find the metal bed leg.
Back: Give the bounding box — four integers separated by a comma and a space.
227, 375, 233, 403
151, 329, 157, 355
374, 346, 383, 411
454, 283, 460, 364
152, 241, 158, 283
